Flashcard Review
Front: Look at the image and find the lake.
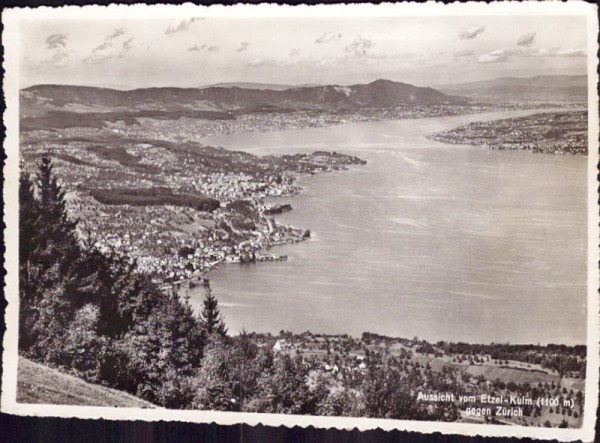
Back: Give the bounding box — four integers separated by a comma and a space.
191, 109, 587, 345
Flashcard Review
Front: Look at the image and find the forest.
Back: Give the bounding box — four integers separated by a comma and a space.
89, 187, 221, 212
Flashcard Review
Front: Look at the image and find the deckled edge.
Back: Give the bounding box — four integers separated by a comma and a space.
1, 6, 21, 420
0, 3, 598, 442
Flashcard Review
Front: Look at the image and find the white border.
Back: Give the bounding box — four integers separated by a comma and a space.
2, 3, 599, 441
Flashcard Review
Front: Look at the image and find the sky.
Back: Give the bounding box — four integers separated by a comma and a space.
19, 13, 589, 89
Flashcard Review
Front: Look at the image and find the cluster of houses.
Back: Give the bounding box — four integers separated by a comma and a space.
428, 111, 587, 156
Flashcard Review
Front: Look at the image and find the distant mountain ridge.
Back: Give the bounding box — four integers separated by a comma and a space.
21, 79, 468, 116
439, 75, 586, 102
443, 75, 586, 88
201, 82, 320, 90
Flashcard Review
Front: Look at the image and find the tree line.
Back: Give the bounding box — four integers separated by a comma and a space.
435, 341, 586, 377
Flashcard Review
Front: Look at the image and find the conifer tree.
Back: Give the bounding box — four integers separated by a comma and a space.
19, 170, 40, 335
35, 155, 77, 250
192, 335, 236, 411
19, 170, 39, 266
200, 287, 227, 337
18, 155, 228, 409
19, 157, 78, 356
164, 290, 204, 370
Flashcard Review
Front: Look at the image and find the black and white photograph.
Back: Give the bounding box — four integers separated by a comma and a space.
2, 2, 598, 441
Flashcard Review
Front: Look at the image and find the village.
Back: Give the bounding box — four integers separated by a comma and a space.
20, 126, 364, 285
95, 102, 572, 142
427, 110, 587, 155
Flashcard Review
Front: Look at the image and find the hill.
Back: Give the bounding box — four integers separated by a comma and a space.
20, 79, 468, 116
201, 82, 319, 90
439, 75, 586, 102
17, 357, 156, 408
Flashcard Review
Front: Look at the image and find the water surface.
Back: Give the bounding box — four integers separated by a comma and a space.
191, 110, 587, 345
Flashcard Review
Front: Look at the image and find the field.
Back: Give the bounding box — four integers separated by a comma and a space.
17, 358, 156, 408
262, 332, 585, 427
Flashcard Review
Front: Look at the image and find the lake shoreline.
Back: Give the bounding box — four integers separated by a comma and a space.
191, 108, 587, 345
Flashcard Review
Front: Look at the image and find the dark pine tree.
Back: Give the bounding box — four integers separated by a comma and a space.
19, 170, 41, 350
18, 155, 230, 409
19, 156, 79, 358
200, 287, 227, 337
36, 155, 78, 250
19, 169, 39, 265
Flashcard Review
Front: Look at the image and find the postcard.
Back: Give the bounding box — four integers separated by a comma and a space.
2, 2, 598, 441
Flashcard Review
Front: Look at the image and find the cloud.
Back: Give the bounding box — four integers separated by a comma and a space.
517, 32, 536, 47
453, 49, 474, 58
118, 38, 134, 58
84, 52, 114, 64
472, 46, 586, 64
247, 58, 269, 68
505, 46, 586, 58
27, 48, 75, 72
122, 38, 134, 51
107, 27, 126, 40
530, 47, 586, 58
92, 27, 127, 53
344, 36, 372, 57
237, 41, 251, 52
246, 57, 286, 68
315, 32, 342, 44
246, 55, 305, 69
188, 44, 219, 53
48, 49, 72, 68
313, 47, 388, 71
46, 33, 67, 50
93, 41, 111, 52
459, 25, 485, 40
290, 48, 301, 58
40, 33, 74, 69
552, 48, 586, 57
35, 33, 74, 70
86, 27, 130, 63
165, 18, 201, 35
478, 50, 507, 63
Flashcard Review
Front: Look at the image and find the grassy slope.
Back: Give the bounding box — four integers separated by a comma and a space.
17, 357, 156, 408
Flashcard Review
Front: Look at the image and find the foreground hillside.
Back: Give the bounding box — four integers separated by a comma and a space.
17, 358, 156, 408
